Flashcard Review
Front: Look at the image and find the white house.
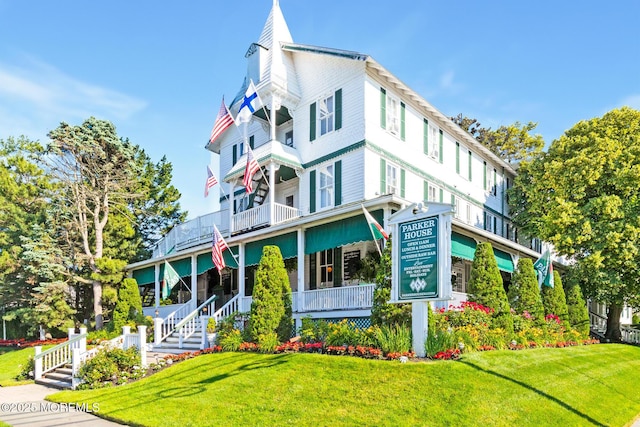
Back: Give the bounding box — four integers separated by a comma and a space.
128, 1, 551, 350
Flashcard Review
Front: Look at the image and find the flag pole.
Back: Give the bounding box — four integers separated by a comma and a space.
362, 204, 383, 257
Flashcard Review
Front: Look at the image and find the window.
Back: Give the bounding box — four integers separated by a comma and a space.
285, 130, 293, 147
466, 203, 471, 224
428, 124, 440, 159
319, 249, 334, 285
238, 142, 244, 156
428, 184, 438, 202
235, 194, 249, 214
386, 163, 399, 195
487, 168, 496, 196
319, 165, 334, 209
285, 195, 294, 207
319, 95, 334, 136
452, 195, 460, 218
387, 96, 400, 135
484, 212, 496, 233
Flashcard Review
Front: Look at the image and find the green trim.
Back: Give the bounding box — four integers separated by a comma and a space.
309, 170, 316, 213
302, 140, 366, 169
334, 160, 342, 206
451, 232, 476, 261
249, 135, 254, 149
333, 246, 343, 287
439, 188, 443, 203
380, 158, 386, 195
232, 145, 237, 165
400, 102, 406, 141
335, 89, 342, 130
439, 130, 443, 163
423, 119, 429, 155
159, 258, 191, 280
400, 168, 405, 198
310, 102, 317, 142
455, 142, 460, 174
494, 248, 514, 273
468, 150, 472, 181
423, 180, 428, 203
484, 161, 487, 190
380, 88, 386, 129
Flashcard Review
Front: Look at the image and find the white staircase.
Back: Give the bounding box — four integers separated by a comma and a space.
35, 364, 73, 389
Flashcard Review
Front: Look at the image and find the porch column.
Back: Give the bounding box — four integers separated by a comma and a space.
238, 243, 246, 310
297, 228, 305, 320
154, 263, 160, 308
191, 254, 197, 310
269, 162, 276, 226
229, 181, 235, 234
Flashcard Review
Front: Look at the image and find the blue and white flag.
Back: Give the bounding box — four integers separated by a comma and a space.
235, 79, 262, 125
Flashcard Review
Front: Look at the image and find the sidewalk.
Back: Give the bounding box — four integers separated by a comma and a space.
0, 383, 125, 426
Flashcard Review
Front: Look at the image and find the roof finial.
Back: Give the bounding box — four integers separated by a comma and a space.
273, 0, 279, 6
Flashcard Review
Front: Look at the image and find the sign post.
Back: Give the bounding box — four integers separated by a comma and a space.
389, 203, 453, 357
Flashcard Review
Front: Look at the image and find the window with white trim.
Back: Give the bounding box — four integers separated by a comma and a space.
428, 124, 440, 159
319, 249, 334, 285
319, 95, 335, 136
428, 184, 438, 202
452, 196, 460, 218
319, 165, 334, 209
387, 96, 400, 136
484, 212, 496, 233
465, 202, 471, 224
386, 163, 399, 195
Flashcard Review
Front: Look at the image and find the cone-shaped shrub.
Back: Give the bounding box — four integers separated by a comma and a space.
541, 270, 569, 323
249, 246, 292, 342
109, 278, 143, 332
468, 242, 513, 333
566, 282, 590, 338
508, 258, 545, 323
370, 235, 411, 327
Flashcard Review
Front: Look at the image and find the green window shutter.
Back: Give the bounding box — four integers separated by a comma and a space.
455, 142, 460, 174
249, 135, 254, 149
493, 169, 497, 194
400, 102, 406, 141
309, 170, 316, 213
232, 144, 237, 165
468, 151, 472, 181
380, 158, 386, 194
439, 130, 443, 163
310, 102, 317, 141
334, 160, 342, 206
483, 161, 487, 190
439, 188, 443, 203
380, 88, 386, 129
423, 119, 429, 155
451, 194, 455, 205
309, 252, 317, 290
423, 180, 428, 203
333, 247, 342, 287
400, 169, 406, 198
335, 89, 342, 130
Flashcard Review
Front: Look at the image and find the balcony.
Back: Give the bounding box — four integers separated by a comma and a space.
233, 203, 301, 234
152, 212, 229, 258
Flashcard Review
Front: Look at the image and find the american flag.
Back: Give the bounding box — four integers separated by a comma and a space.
211, 224, 228, 272
243, 146, 261, 193
204, 166, 218, 197
208, 98, 234, 146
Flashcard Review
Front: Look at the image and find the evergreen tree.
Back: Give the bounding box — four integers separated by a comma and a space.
508, 258, 545, 323
249, 246, 291, 343
109, 278, 143, 333
566, 282, 590, 339
541, 270, 569, 323
468, 242, 513, 333
370, 236, 411, 327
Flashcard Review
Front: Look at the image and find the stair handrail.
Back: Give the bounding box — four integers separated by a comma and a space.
175, 294, 218, 348
213, 294, 241, 322
174, 294, 218, 331
35, 333, 86, 377
158, 302, 194, 343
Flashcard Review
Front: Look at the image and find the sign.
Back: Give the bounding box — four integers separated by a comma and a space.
342, 250, 361, 281
398, 216, 439, 299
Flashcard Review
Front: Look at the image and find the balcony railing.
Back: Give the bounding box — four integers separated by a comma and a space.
233, 203, 301, 233
153, 212, 229, 258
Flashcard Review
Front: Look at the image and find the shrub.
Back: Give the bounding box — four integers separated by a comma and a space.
108, 278, 144, 333
541, 271, 570, 324
326, 320, 359, 347
425, 329, 455, 358
373, 324, 412, 355
508, 258, 545, 324
299, 317, 330, 344
249, 246, 291, 342
78, 347, 142, 389
218, 329, 243, 352
566, 283, 590, 338
257, 332, 280, 353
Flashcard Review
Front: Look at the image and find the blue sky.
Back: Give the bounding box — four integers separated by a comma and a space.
0, 0, 638, 220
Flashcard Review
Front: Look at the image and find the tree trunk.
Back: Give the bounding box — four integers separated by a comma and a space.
605, 302, 623, 342
93, 280, 103, 330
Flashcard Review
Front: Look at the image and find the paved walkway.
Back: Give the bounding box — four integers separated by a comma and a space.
0, 384, 125, 426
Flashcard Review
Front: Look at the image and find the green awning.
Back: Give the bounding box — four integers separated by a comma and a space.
197, 246, 239, 273
494, 248, 515, 273
246, 233, 297, 266
305, 210, 384, 255
132, 266, 155, 286
158, 257, 192, 280
451, 232, 477, 261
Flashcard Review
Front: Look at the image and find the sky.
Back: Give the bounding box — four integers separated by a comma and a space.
0, 0, 638, 220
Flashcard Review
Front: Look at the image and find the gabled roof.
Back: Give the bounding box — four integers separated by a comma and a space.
223, 140, 303, 182
281, 43, 369, 62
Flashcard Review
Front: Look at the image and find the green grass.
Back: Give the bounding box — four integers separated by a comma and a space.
48, 344, 640, 427
0, 347, 35, 386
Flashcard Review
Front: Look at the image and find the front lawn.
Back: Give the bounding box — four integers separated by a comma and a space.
0, 347, 34, 386
49, 344, 640, 426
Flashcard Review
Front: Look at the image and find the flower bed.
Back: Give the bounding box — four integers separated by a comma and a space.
0, 338, 67, 348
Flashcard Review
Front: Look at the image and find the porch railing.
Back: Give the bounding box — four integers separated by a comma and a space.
621, 325, 640, 344
300, 285, 375, 312
158, 302, 193, 343
590, 311, 607, 334
214, 294, 241, 322
175, 294, 218, 348
233, 203, 301, 233
34, 328, 87, 378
